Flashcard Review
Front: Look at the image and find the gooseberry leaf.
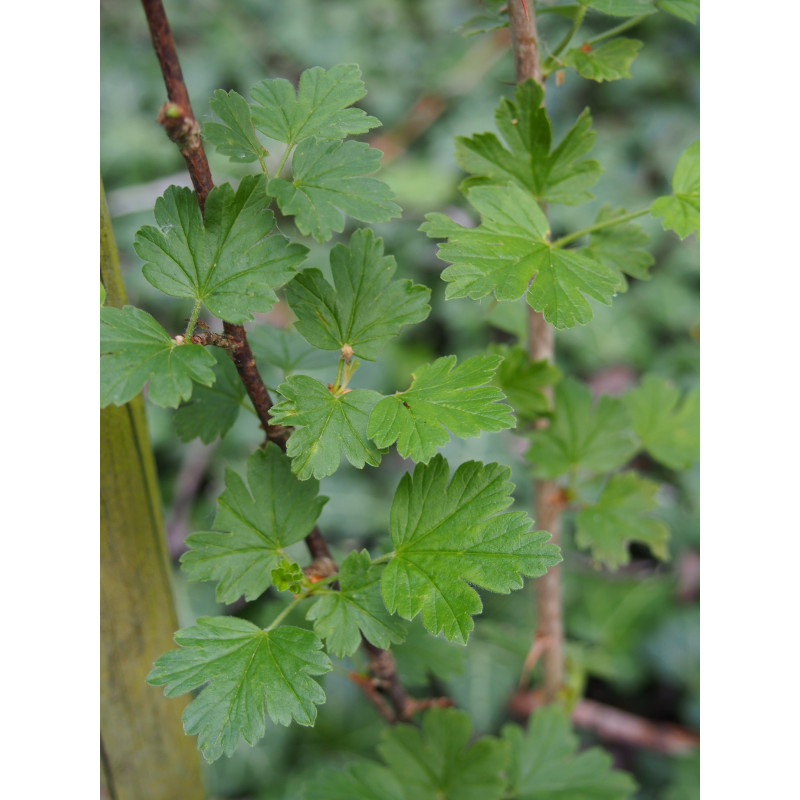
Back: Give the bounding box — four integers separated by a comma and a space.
458, 0, 509, 37
248, 324, 333, 376
303, 762, 406, 800
526, 378, 637, 478
147, 617, 331, 763
376, 708, 509, 800
250, 64, 380, 146
368, 355, 515, 463
287, 228, 430, 360
422, 183, 621, 329
100, 305, 216, 409
655, 0, 699, 23
306, 550, 406, 658
583, 206, 654, 291
268, 139, 401, 242
651, 141, 699, 239
180, 445, 328, 603
382, 456, 561, 643
503, 705, 638, 799
203, 89, 265, 164
174, 347, 246, 443
580, 0, 656, 16
454, 79, 602, 205
134, 175, 308, 322
624, 375, 699, 470
575, 472, 669, 568
490, 344, 561, 422
270, 375, 383, 480
563, 38, 643, 83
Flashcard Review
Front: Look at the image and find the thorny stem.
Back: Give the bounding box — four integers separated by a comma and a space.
552, 207, 649, 248
509, 0, 565, 704
140, 0, 444, 726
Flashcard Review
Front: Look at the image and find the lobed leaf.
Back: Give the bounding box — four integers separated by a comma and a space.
100, 305, 216, 409
422, 183, 621, 329
180, 445, 328, 603
134, 175, 308, 322
455, 79, 602, 205
575, 472, 670, 568
287, 228, 430, 360
526, 377, 637, 478
174, 347, 246, 443
651, 140, 699, 239
306, 549, 406, 658
368, 354, 515, 463
563, 38, 643, 83
303, 762, 406, 800
503, 705, 638, 798
382, 455, 561, 643
147, 617, 331, 763
490, 344, 561, 422
203, 89, 265, 163
267, 139, 401, 242
270, 375, 383, 480
624, 375, 699, 470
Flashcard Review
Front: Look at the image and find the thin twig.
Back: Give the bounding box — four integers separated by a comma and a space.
508, 0, 565, 703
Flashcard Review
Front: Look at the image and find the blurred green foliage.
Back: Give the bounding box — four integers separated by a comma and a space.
101, 1, 698, 797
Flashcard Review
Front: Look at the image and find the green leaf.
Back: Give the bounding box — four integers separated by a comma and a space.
583, 206, 654, 290
100, 305, 216, 409
174, 347, 246, 443
368, 355, 515, 463
563, 38, 643, 83
422, 183, 621, 329
303, 762, 406, 800
575, 472, 670, 568
382, 456, 561, 643
267, 139, 401, 242
250, 64, 380, 146
581, 0, 656, 16
457, 0, 508, 37
651, 140, 699, 239
248, 324, 333, 375
655, 0, 699, 24
526, 377, 637, 478
392, 618, 466, 685
624, 375, 699, 469
270, 375, 383, 480
287, 228, 430, 360
270, 559, 310, 594
454, 79, 602, 205
490, 344, 561, 422
377, 708, 509, 800
180, 445, 328, 603
503, 705, 638, 799
306, 550, 406, 658
134, 176, 308, 322
203, 89, 265, 164
147, 617, 331, 763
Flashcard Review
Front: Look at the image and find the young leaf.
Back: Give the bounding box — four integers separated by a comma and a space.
287, 228, 431, 360
527, 377, 637, 478
303, 762, 406, 800
100, 305, 216, 409
250, 64, 380, 146
583, 206, 654, 290
624, 375, 699, 470
134, 175, 308, 323
581, 0, 656, 16
651, 140, 699, 239
267, 139, 401, 242
575, 471, 669, 568
174, 347, 247, 443
306, 549, 406, 658
422, 183, 621, 329
376, 708, 509, 800
382, 456, 561, 643
180, 444, 328, 603
655, 0, 699, 24
563, 38, 643, 83
367, 354, 515, 463
147, 617, 331, 763
203, 89, 265, 164
503, 705, 638, 799
270, 375, 383, 480
490, 344, 561, 422
455, 79, 602, 205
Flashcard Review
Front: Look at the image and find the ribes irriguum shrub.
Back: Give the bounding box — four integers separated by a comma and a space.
101, 0, 699, 796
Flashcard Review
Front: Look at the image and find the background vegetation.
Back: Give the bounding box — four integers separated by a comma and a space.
101, 1, 699, 797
